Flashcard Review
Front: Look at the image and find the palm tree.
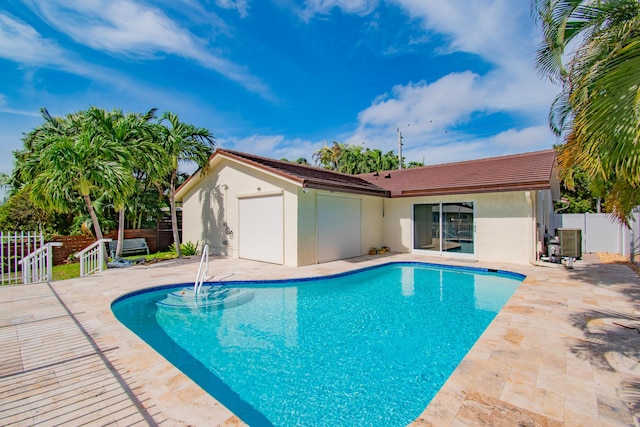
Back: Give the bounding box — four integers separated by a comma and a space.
313, 141, 343, 170
157, 112, 214, 258
88, 107, 163, 257
533, 0, 640, 222
17, 108, 135, 244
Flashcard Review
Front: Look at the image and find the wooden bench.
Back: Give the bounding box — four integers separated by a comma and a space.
109, 238, 149, 258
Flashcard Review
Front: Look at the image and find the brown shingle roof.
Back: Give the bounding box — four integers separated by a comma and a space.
210, 149, 389, 197
359, 149, 557, 197
177, 148, 556, 200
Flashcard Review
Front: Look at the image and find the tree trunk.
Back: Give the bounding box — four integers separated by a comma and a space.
170, 171, 182, 258
83, 193, 108, 264
84, 194, 104, 241
116, 207, 125, 258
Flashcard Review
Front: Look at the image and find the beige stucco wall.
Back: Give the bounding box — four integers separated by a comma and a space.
296, 189, 384, 265
180, 159, 385, 267
180, 155, 550, 266
381, 191, 546, 265
360, 195, 384, 254
296, 188, 317, 266
180, 159, 300, 266
475, 192, 535, 264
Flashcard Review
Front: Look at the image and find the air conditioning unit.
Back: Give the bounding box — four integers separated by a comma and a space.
558, 228, 582, 259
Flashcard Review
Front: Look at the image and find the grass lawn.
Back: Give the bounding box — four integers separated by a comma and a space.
52, 251, 177, 281
53, 262, 81, 281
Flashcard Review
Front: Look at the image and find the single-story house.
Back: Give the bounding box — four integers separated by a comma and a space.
175, 148, 559, 266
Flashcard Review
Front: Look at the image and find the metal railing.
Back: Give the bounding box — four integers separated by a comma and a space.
193, 244, 209, 296
19, 242, 63, 284
76, 239, 112, 277
1, 231, 44, 285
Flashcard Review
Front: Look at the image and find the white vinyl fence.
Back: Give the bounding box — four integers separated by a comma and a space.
551, 210, 640, 257
1, 231, 44, 285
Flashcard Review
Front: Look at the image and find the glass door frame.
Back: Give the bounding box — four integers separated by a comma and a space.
411, 201, 476, 260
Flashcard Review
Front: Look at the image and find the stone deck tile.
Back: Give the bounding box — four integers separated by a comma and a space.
410, 254, 640, 426
1, 252, 640, 426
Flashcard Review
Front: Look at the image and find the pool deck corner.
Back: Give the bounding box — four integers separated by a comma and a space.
1, 253, 640, 426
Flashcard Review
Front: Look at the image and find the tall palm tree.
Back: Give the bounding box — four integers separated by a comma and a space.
533, 0, 640, 222
88, 107, 163, 257
17, 108, 135, 244
157, 112, 214, 258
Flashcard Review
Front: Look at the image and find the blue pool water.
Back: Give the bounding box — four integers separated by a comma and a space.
112, 262, 523, 427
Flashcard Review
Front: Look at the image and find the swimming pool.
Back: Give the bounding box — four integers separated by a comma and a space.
112, 262, 523, 427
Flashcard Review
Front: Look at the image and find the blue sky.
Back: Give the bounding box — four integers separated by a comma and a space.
0, 0, 560, 179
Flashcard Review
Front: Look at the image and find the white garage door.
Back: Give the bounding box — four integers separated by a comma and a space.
239, 194, 283, 264
317, 195, 361, 263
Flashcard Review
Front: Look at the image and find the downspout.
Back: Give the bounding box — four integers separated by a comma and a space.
525, 191, 535, 263
526, 191, 543, 267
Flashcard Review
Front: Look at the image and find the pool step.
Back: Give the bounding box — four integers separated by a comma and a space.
166, 286, 240, 302
156, 286, 253, 309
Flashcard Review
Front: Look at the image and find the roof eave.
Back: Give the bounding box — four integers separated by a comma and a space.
175, 149, 307, 201
218, 150, 306, 186
175, 167, 205, 201
305, 182, 390, 197
397, 181, 552, 197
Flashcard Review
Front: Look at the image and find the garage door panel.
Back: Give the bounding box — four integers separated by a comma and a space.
317, 195, 360, 263
239, 195, 283, 264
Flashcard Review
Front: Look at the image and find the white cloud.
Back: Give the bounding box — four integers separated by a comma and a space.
295, 0, 558, 166
0, 107, 40, 118
0, 12, 67, 66
486, 125, 554, 152
341, 69, 556, 166
72, 2, 194, 56
0, 11, 123, 87
190, 0, 558, 168
0, 14, 187, 110
300, 0, 378, 20
389, 0, 536, 64
298, 0, 535, 63
0, 94, 39, 118
216, 0, 250, 18
357, 72, 487, 130
402, 125, 555, 166
224, 134, 285, 154
25, 0, 273, 99
154, 0, 232, 36
221, 134, 322, 163
386, 0, 559, 108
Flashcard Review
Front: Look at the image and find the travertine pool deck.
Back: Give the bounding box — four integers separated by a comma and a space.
1, 253, 639, 426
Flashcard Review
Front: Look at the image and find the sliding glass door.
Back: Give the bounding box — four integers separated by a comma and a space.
413, 202, 474, 255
